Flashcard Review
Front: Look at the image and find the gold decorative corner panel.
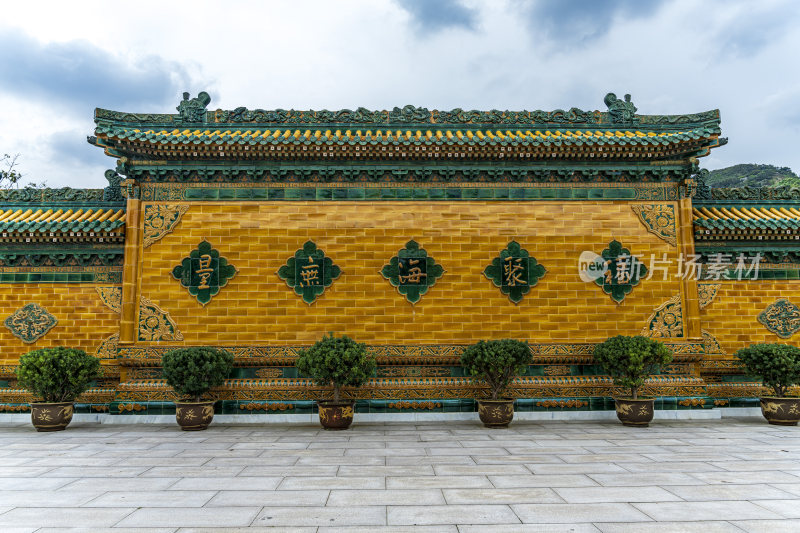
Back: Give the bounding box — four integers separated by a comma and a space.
642, 294, 683, 338
138, 296, 184, 341
143, 204, 190, 248
96, 287, 122, 314
96, 333, 120, 360
701, 329, 724, 355
4, 303, 57, 343
698, 283, 721, 309
631, 204, 677, 246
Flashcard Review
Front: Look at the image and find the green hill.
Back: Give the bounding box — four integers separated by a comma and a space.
705, 164, 800, 188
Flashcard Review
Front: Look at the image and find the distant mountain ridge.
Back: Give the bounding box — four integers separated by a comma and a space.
705, 164, 800, 188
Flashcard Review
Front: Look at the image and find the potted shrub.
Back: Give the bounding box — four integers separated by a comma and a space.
460, 339, 531, 428
162, 347, 233, 431
296, 333, 376, 430
593, 335, 672, 427
734, 343, 800, 425
16, 347, 100, 432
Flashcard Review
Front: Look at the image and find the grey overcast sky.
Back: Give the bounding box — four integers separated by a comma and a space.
1, 0, 798, 188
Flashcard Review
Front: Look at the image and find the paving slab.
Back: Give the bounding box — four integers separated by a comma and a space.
387, 504, 519, 525
252, 505, 386, 526
0, 419, 799, 530
511, 502, 652, 523
633, 501, 783, 521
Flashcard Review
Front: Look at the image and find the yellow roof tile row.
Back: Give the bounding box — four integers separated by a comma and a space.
693, 206, 800, 222
0, 208, 126, 225
129, 129, 682, 141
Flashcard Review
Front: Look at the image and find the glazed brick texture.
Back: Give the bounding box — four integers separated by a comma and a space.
0, 284, 120, 364
139, 201, 682, 345
701, 281, 800, 353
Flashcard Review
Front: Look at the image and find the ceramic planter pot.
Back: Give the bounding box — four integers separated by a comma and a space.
760, 397, 800, 426
614, 398, 654, 427
174, 401, 215, 431
477, 399, 514, 428
30, 402, 74, 432
317, 401, 354, 430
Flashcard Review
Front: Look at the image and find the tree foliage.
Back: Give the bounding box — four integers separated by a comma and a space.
1, 154, 23, 187
162, 347, 234, 403
706, 164, 800, 188
16, 347, 100, 403
1, 154, 46, 188
734, 343, 800, 397
460, 339, 531, 400
296, 333, 376, 403
593, 335, 672, 399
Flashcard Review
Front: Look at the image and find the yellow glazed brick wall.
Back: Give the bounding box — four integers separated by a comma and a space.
701, 281, 800, 354
0, 284, 120, 364
139, 201, 683, 345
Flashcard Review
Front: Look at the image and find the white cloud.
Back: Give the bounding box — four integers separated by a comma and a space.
1, 0, 799, 187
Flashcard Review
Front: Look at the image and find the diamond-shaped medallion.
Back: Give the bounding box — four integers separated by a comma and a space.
758, 298, 800, 339
172, 240, 238, 306
4, 303, 57, 343
277, 240, 341, 304
593, 239, 648, 304
381, 240, 445, 305
484, 241, 546, 304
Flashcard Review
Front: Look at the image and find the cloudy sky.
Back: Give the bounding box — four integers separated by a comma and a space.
1, 0, 798, 188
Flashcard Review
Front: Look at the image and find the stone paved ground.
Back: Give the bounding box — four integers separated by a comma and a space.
0, 417, 799, 532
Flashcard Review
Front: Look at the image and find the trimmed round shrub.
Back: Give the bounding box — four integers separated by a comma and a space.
734, 343, 800, 397
16, 347, 100, 403
593, 335, 672, 399
296, 333, 376, 403
162, 347, 233, 403
460, 339, 531, 400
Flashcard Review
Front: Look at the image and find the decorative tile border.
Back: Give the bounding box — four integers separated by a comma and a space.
140, 183, 680, 202
116, 341, 709, 367
0, 267, 122, 284
631, 204, 677, 246
3, 303, 57, 343
142, 204, 189, 248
